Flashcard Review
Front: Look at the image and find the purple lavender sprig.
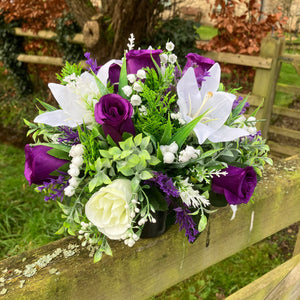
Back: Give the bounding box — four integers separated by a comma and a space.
84, 52, 100, 73
174, 205, 199, 243
144, 172, 199, 242
57, 126, 80, 145
37, 175, 69, 202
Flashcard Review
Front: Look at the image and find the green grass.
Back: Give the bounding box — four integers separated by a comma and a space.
0, 144, 62, 259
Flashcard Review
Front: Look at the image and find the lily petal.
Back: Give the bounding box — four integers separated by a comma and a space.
34, 110, 81, 127
177, 67, 202, 120
208, 125, 250, 143
199, 63, 221, 99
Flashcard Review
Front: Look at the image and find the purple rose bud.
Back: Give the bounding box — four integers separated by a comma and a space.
126, 49, 163, 75
94, 94, 135, 143
24, 145, 69, 186
211, 166, 257, 205
183, 53, 215, 87
108, 63, 122, 92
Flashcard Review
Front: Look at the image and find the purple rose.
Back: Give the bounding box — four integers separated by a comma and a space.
126, 49, 162, 74
183, 53, 215, 87
211, 166, 257, 205
95, 94, 135, 143
24, 145, 69, 186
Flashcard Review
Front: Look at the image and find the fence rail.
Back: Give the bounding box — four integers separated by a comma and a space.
0, 158, 299, 299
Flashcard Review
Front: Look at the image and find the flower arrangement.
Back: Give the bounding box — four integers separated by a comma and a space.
24, 35, 271, 262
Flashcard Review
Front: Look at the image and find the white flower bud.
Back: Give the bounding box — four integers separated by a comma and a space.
247, 127, 257, 134
69, 144, 85, 157
64, 185, 75, 197
163, 152, 175, 164
247, 116, 256, 123
122, 85, 133, 97
127, 238, 135, 247
127, 74, 136, 83
136, 69, 146, 79
69, 177, 79, 187
130, 94, 142, 106
133, 82, 143, 92
168, 142, 179, 154
168, 54, 177, 64
166, 41, 175, 51
71, 156, 84, 167
160, 53, 168, 64
68, 165, 80, 177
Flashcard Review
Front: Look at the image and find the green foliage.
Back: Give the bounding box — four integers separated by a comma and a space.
56, 61, 83, 84
0, 15, 33, 95
134, 65, 177, 141
88, 134, 160, 193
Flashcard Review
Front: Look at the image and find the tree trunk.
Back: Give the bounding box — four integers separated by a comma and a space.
65, 0, 163, 64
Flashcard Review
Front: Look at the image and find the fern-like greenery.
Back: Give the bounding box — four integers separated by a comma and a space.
56, 61, 83, 85
135, 65, 178, 142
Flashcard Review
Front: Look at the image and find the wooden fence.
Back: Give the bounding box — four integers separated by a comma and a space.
0, 157, 299, 299
1, 29, 299, 299
202, 37, 300, 158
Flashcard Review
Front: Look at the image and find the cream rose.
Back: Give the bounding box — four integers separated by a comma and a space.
85, 179, 133, 240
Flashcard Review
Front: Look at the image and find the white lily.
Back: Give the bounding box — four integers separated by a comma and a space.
177, 63, 250, 144
34, 59, 122, 128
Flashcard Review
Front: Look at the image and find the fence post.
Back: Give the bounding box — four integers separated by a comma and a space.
252, 36, 285, 139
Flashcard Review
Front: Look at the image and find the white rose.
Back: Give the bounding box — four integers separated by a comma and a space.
85, 179, 133, 240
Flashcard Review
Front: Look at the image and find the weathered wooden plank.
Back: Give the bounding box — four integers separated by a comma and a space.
276, 83, 300, 95
268, 126, 300, 141
0, 158, 299, 300
272, 105, 300, 119
17, 54, 64, 66
14, 27, 84, 44
268, 141, 300, 157
205, 51, 273, 69
225, 253, 300, 300
16, 54, 88, 69
252, 37, 285, 138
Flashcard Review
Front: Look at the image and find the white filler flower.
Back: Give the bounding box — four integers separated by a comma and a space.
85, 179, 133, 240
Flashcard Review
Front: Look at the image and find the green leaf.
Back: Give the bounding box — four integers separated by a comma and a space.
55, 226, 65, 235
131, 176, 140, 192
200, 148, 222, 159
36, 98, 57, 112
232, 96, 249, 118
47, 148, 70, 160
93, 72, 109, 96
198, 214, 207, 232
57, 202, 71, 215
119, 136, 134, 150
250, 98, 264, 117
134, 133, 143, 146
118, 57, 128, 98
140, 170, 153, 180
169, 112, 208, 149
94, 248, 103, 263
140, 136, 151, 150
160, 115, 172, 145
